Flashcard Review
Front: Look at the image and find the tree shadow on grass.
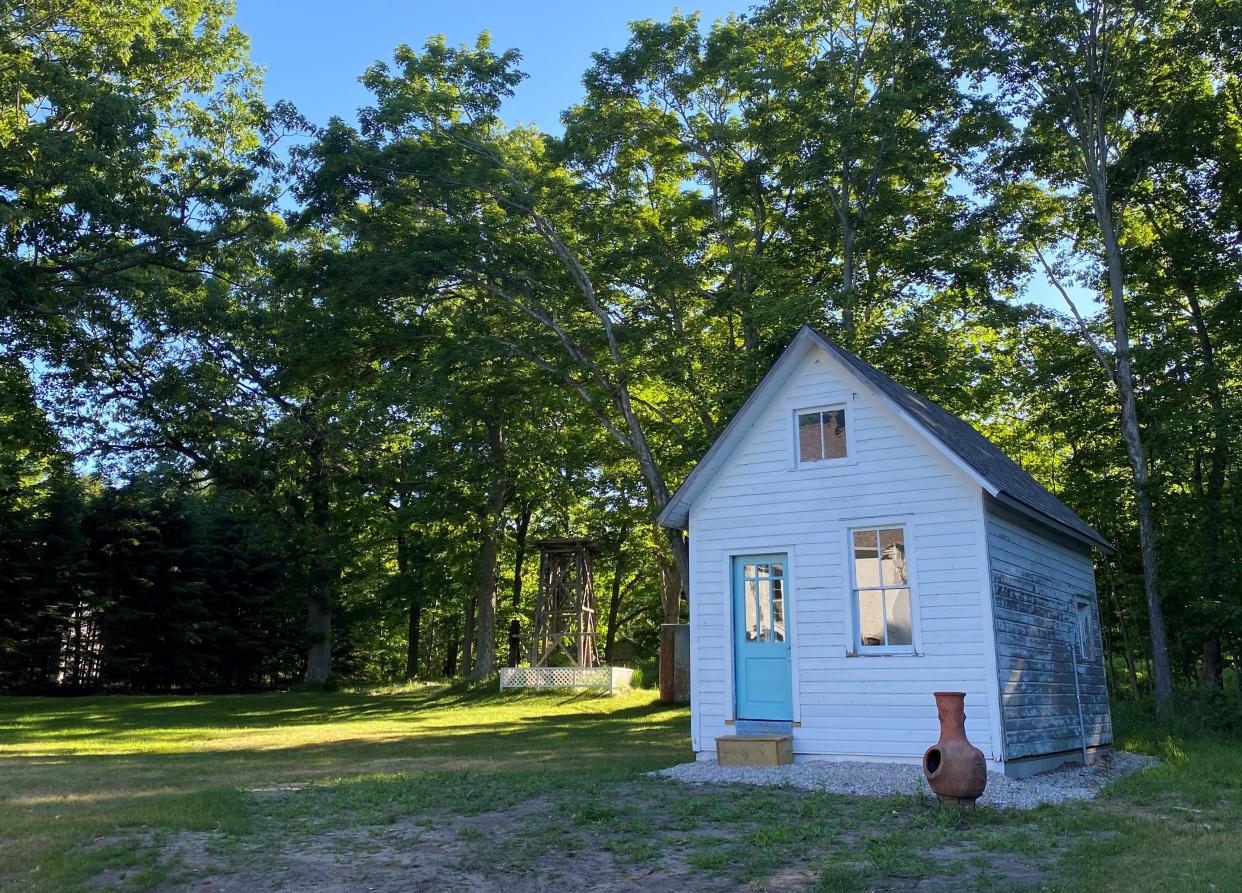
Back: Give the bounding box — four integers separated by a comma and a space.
0, 708, 692, 807
0, 684, 676, 742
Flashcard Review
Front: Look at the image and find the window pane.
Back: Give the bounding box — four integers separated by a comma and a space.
858, 589, 885, 646
879, 528, 907, 585
853, 530, 881, 588
771, 563, 783, 577
772, 579, 785, 642
885, 588, 912, 645
757, 579, 772, 641
822, 409, 847, 458
744, 580, 758, 641
798, 412, 822, 462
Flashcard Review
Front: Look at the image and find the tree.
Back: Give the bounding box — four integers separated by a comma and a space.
0, 0, 280, 342
976, 0, 1197, 713
0, 356, 83, 690
296, 36, 697, 600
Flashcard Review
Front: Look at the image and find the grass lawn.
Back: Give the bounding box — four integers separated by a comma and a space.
0, 686, 1237, 892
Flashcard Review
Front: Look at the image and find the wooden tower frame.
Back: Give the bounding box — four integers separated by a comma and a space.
531, 538, 601, 668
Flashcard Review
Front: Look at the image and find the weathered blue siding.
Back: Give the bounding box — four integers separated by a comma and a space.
985, 499, 1112, 760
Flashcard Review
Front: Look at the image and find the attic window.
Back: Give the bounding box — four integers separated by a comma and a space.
797, 408, 847, 463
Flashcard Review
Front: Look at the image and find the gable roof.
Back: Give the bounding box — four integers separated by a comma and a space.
657, 325, 1112, 552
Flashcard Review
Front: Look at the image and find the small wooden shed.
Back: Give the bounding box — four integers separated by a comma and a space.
658, 326, 1114, 778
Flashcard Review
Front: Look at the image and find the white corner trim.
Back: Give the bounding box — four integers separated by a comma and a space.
688, 508, 700, 752
975, 490, 1006, 762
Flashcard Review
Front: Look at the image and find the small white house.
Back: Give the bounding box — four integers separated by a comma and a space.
658, 326, 1113, 778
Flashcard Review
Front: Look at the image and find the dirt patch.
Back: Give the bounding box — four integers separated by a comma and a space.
102, 782, 1054, 892
906, 844, 1047, 892
147, 816, 759, 892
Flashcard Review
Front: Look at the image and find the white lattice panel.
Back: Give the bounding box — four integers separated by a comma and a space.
499, 666, 634, 693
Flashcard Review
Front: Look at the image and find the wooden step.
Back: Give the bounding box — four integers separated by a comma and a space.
716, 734, 793, 767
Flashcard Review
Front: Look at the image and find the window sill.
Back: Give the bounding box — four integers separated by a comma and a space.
846, 649, 921, 657
792, 457, 855, 471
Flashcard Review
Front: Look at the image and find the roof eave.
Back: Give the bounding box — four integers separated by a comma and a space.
991, 491, 1115, 554
655, 498, 688, 530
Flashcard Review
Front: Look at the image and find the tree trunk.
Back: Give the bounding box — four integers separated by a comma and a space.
303, 428, 334, 687
1085, 127, 1174, 715
654, 529, 685, 624
471, 537, 498, 680
511, 501, 531, 610
71, 607, 83, 691
443, 615, 459, 677
507, 618, 521, 667
840, 219, 857, 344
1234, 654, 1241, 706
1105, 561, 1141, 698
406, 598, 422, 681
1184, 290, 1229, 689
462, 595, 476, 677
472, 417, 508, 681
605, 550, 625, 665
668, 529, 688, 622
397, 529, 421, 681
305, 592, 331, 686
1202, 639, 1223, 689
1102, 245, 1173, 714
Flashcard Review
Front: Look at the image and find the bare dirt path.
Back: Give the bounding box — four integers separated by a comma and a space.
108, 781, 1056, 893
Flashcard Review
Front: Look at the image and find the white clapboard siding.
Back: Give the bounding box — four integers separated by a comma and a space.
688, 344, 1000, 762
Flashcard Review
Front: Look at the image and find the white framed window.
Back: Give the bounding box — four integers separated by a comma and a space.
849, 525, 914, 653
1075, 601, 1095, 661
795, 405, 848, 465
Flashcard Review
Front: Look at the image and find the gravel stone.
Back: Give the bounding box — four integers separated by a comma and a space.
651, 751, 1156, 809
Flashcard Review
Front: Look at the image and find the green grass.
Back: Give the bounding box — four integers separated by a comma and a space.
0, 684, 687, 891
0, 686, 1238, 892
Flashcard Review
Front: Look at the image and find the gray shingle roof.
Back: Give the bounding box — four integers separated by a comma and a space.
806, 328, 1111, 551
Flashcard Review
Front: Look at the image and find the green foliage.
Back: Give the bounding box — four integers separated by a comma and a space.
0, 0, 285, 343
1114, 686, 1242, 739
630, 656, 660, 689
0, 474, 299, 693
0, 0, 1237, 696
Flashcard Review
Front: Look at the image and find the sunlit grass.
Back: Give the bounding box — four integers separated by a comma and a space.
0, 684, 689, 892
1, 688, 1237, 892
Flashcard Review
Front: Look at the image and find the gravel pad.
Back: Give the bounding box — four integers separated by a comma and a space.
652, 751, 1156, 809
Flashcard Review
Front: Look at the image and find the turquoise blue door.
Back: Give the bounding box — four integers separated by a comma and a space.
732, 555, 792, 721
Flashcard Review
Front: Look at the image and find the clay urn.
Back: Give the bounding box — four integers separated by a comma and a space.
922, 691, 987, 806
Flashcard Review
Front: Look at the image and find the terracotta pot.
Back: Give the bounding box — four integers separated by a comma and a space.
922, 691, 987, 806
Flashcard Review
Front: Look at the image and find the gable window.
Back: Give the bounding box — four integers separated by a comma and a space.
797, 407, 847, 463
850, 526, 913, 652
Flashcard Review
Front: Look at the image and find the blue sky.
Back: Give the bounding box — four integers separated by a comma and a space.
232, 1, 1085, 312
234, 0, 743, 132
